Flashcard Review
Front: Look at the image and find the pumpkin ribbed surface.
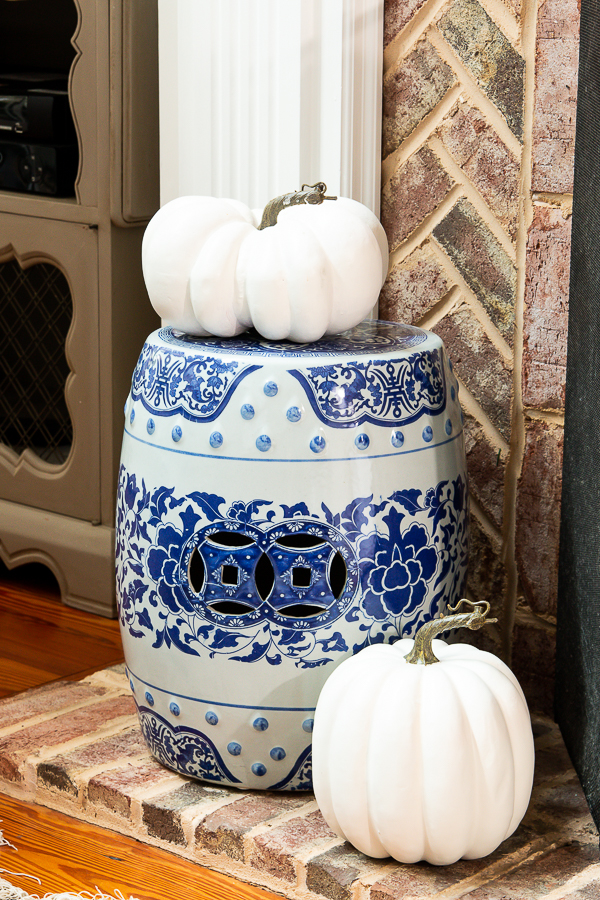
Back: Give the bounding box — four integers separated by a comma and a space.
312, 639, 534, 865
141, 195, 388, 342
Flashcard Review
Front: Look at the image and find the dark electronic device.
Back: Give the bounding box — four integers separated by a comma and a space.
0, 73, 78, 195
0, 141, 78, 196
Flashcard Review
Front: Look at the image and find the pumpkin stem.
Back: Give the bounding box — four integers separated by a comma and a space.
258, 182, 337, 230
404, 599, 498, 666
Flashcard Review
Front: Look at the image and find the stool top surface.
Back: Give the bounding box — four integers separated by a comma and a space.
157, 320, 436, 359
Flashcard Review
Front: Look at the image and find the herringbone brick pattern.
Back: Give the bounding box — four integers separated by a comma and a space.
380, 0, 577, 709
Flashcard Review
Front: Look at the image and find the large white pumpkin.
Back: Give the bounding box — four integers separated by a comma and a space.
312, 602, 534, 866
142, 183, 389, 343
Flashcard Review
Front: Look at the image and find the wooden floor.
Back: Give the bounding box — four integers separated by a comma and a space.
0, 562, 279, 900
0, 794, 280, 900
0, 561, 124, 698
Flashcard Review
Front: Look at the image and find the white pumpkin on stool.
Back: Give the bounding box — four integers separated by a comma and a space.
312, 599, 535, 866
141, 182, 389, 342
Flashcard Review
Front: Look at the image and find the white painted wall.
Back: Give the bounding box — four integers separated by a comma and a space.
158, 0, 384, 213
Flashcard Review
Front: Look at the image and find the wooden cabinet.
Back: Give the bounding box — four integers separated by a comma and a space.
0, 0, 160, 616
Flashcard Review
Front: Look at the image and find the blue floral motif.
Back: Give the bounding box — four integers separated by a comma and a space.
130, 342, 260, 421
116, 466, 468, 666
137, 706, 241, 784
289, 350, 446, 428
158, 319, 428, 357
363, 519, 437, 620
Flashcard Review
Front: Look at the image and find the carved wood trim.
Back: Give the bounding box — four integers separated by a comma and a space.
70, 0, 98, 208
0, 215, 100, 521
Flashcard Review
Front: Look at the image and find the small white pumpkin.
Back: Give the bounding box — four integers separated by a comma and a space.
312, 601, 534, 866
142, 182, 389, 343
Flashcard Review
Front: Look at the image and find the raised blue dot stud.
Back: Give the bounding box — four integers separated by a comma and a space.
205, 710, 219, 726
256, 435, 271, 452
227, 742, 242, 756
310, 436, 326, 454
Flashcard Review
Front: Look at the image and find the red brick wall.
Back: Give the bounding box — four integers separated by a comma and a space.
380, 0, 578, 713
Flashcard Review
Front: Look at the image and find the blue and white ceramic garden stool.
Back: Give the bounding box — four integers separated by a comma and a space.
116, 320, 469, 791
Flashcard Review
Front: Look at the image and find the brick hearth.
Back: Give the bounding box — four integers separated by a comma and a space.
0, 666, 598, 899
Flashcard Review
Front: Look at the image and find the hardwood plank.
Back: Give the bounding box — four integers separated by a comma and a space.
0, 581, 122, 643
0, 594, 121, 641
0, 609, 122, 675
0, 563, 124, 695
0, 657, 58, 697
0, 794, 282, 900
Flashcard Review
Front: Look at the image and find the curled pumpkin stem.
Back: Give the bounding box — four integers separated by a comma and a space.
404, 599, 498, 666
258, 182, 337, 230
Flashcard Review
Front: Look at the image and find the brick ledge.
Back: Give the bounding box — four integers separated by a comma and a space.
0, 666, 598, 900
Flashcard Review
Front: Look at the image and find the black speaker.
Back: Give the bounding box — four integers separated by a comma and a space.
555, 0, 600, 841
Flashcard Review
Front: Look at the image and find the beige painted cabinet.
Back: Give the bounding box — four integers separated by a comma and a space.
0, 0, 160, 615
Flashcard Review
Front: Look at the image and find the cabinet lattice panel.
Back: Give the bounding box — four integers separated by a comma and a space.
0, 258, 72, 464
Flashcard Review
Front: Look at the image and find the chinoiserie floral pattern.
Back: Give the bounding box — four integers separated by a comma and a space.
289, 349, 445, 427
138, 707, 242, 783
116, 465, 468, 668
137, 705, 313, 791
131, 331, 446, 429
131, 342, 260, 422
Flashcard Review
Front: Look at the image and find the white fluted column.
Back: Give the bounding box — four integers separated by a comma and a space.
158, 0, 384, 213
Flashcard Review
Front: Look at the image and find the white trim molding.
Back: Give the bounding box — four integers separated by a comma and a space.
158, 0, 384, 213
